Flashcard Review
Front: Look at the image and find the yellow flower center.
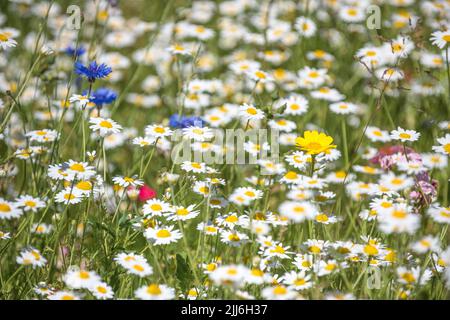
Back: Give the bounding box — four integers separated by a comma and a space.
380, 202, 392, 208
251, 269, 264, 277
147, 284, 162, 295
150, 204, 162, 211
124, 177, 135, 183
176, 208, 189, 216
225, 215, 238, 223
392, 210, 407, 219
191, 162, 202, 169
273, 285, 287, 295
285, 171, 298, 180
443, 143, 450, 154
309, 245, 321, 253
271, 245, 285, 254
401, 272, 415, 283
70, 163, 85, 172
24, 200, 36, 207
316, 214, 329, 222
206, 263, 217, 271
154, 127, 166, 134
364, 244, 379, 256
76, 181, 92, 191
247, 107, 257, 115
399, 133, 411, 139
228, 234, 240, 241
255, 71, 266, 79
133, 264, 145, 272
244, 190, 255, 197
64, 193, 75, 200
156, 229, 171, 238
99, 120, 113, 128
0, 33, 10, 42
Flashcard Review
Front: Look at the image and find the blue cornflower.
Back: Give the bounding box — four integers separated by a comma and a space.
169, 115, 205, 128
84, 88, 117, 106
74, 61, 112, 82
64, 45, 86, 57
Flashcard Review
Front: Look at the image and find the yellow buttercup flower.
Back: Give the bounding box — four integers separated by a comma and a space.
295, 130, 336, 155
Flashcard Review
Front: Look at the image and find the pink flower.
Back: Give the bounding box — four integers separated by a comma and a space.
138, 185, 157, 202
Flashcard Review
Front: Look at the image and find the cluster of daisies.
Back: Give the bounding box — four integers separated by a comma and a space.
1, 0, 450, 300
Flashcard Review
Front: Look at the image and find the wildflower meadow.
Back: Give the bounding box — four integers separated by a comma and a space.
1, 0, 450, 301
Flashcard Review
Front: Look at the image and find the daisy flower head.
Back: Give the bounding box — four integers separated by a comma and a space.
193, 180, 212, 197
33, 283, 54, 297
279, 201, 318, 223
239, 103, 265, 121
430, 30, 450, 49
268, 118, 296, 132
365, 126, 391, 142
167, 43, 192, 56
376, 67, 404, 82
0, 28, 18, 50
48, 291, 81, 300
230, 187, 263, 206
145, 124, 173, 138
69, 94, 94, 109
64, 269, 101, 289
298, 67, 327, 89
55, 188, 84, 205
64, 160, 96, 180
378, 203, 420, 235
427, 205, 450, 224
142, 199, 171, 217
182, 126, 214, 141
135, 283, 175, 300
432, 134, 450, 156
26, 129, 59, 143
411, 235, 440, 254
295, 16, 317, 38
396, 266, 431, 286
181, 161, 207, 174
88, 282, 114, 300
167, 204, 200, 221
246, 69, 274, 83
262, 284, 297, 300
220, 230, 249, 247
279, 170, 303, 185
31, 223, 52, 235
0, 198, 22, 220
89, 117, 122, 136
144, 225, 182, 245
390, 127, 420, 142
295, 131, 336, 155
0, 230, 11, 240
339, 6, 365, 23
16, 248, 47, 268
329, 101, 359, 115
209, 264, 249, 287
310, 87, 345, 102
115, 252, 154, 277
112, 175, 143, 188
